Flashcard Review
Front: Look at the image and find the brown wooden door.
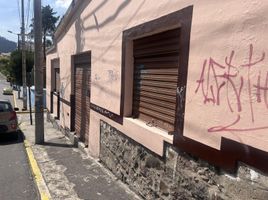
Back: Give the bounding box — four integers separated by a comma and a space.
74, 52, 91, 145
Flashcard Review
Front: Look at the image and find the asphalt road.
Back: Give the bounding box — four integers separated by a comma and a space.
0, 75, 38, 200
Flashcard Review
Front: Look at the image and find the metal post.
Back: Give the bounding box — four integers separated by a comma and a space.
18, 87, 21, 99
17, 34, 20, 50
28, 85, 33, 125
27, 73, 33, 125
18, 34, 21, 99
21, 0, 27, 110
34, 0, 44, 144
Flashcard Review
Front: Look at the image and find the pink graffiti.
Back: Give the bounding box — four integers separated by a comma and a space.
195, 44, 267, 132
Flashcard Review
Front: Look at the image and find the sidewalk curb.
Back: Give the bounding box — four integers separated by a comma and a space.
13, 92, 18, 108
24, 140, 51, 200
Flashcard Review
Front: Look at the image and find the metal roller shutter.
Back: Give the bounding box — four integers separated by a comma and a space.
74, 52, 91, 145
55, 68, 60, 92
132, 28, 180, 132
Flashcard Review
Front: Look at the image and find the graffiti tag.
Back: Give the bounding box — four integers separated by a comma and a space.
195, 44, 268, 132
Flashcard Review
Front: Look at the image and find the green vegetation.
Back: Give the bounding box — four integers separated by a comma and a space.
42, 5, 59, 45
0, 50, 34, 85
0, 56, 11, 77
31, 5, 59, 59
0, 5, 59, 86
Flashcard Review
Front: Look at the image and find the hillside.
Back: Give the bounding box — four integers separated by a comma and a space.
0, 36, 16, 53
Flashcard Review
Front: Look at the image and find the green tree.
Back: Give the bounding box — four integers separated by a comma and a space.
31, 5, 59, 60
0, 56, 11, 77
8, 50, 34, 85
42, 5, 59, 59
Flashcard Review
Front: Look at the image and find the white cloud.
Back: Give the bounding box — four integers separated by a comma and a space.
55, 0, 72, 9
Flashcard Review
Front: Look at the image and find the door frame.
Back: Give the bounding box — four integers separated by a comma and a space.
70, 51, 91, 137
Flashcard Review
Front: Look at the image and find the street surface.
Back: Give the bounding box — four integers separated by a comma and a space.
0, 74, 38, 200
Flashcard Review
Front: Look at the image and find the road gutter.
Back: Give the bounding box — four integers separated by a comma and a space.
24, 140, 51, 200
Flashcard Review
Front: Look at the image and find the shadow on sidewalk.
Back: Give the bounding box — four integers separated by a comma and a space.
19, 128, 75, 149
41, 141, 75, 148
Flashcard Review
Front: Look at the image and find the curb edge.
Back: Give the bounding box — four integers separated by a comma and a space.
23, 140, 51, 200
13, 92, 18, 108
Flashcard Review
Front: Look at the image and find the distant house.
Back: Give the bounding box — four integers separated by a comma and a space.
46, 1, 268, 199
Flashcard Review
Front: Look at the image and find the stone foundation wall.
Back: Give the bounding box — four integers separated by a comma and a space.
47, 112, 61, 130
100, 120, 268, 200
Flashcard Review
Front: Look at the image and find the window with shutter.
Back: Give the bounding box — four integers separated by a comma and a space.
51, 58, 60, 92
132, 28, 180, 132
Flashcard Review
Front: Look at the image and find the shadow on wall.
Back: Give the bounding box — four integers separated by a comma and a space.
83, 0, 131, 31
59, 75, 71, 129
56, 0, 90, 45
91, 80, 120, 99
74, 0, 134, 54
89, 0, 146, 64
75, 16, 86, 53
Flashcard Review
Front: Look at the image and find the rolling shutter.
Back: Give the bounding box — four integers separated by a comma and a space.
132, 28, 180, 132
55, 68, 60, 92
74, 52, 91, 145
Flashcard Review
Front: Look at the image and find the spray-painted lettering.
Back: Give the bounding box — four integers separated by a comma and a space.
195, 44, 268, 132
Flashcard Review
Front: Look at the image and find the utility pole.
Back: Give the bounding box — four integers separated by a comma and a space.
34, 0, 44, 144
21, 0, 27, 110
17, 34, 20, 50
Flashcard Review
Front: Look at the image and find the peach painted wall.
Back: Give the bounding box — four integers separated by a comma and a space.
184, 0, 268, 152
46, 52, 56, 112
46, 0, 268, 158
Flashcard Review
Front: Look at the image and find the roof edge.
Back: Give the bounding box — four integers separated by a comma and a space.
46, 44, 56, 55
47, 0, 85, 55
53, 0, 83, 41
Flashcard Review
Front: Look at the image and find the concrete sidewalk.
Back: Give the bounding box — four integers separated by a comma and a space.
15, 92, 141, 200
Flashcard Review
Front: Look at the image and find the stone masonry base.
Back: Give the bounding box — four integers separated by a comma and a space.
100, 120, 268, 200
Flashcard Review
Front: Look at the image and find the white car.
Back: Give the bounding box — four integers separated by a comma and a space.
2, 87, 13, 95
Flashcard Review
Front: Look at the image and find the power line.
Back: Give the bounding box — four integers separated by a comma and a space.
26, 0, 31, 33
28, 0, 34, 35
21, 0, 28, 110
17, 0, 22, 25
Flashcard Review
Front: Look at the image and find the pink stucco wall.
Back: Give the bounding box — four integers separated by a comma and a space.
184, 0, 268, 152
46, 0, 268, 158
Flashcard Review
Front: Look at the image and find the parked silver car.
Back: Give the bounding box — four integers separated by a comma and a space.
0, 100, 18, 134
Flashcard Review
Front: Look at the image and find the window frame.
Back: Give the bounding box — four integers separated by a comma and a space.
131, 28, 181, 133
51, 58, 60, 92
121, 7, 192, 136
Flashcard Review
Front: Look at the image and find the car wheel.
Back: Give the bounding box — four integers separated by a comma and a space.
12, 131, 19, 140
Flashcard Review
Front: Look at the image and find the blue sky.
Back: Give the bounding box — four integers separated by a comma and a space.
0, 0, 72, 42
